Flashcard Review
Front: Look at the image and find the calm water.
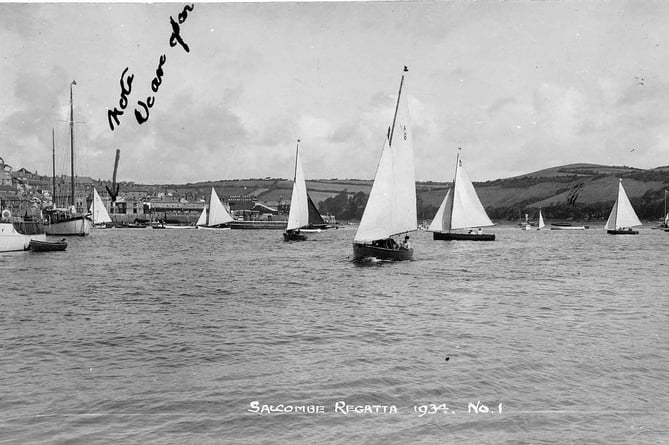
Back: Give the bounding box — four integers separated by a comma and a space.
1, 225, 668, 444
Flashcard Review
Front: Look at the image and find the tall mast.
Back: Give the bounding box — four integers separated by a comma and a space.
69, 80, 76, 209
294, 139, 300, 181
51, 128, 56, 205
448, 147, 462, 232
388, 66, 408, 147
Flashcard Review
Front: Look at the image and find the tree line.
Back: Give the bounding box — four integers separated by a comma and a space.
318, 189, 669, 222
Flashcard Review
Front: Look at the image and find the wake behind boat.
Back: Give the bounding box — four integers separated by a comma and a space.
605, 179, 642, 235
352, 66, 416, 261
428, 148, 495, 241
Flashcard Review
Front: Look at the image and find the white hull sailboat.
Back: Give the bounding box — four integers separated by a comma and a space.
428, 149, 495, 241
283, 140, 325, 241
196, 187, 233, 230
45, 81, 91, 236
605, 179, 642, 235
89, 188, 112, 228
0, 213, 47, 252
353, 66, 416, 261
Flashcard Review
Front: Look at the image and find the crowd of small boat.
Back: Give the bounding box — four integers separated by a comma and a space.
3, 67, 667, 257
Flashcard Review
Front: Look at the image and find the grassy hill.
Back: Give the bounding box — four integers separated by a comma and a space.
146, 163, 669, 222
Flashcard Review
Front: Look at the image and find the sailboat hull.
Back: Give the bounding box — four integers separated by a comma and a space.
0, 222, 47, 252
45, 216, 91, 236
352, 243, 413, 261
433, 232, 495, 241
607, 229, 639, 235
283, 231, 307, 241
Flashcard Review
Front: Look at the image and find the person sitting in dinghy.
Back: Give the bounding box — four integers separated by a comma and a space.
401, 235, 411, 249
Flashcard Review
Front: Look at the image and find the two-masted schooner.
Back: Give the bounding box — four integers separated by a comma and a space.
45, 81, 92, 236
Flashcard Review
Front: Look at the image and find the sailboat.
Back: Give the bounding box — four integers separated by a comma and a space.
352, 66, 416, 261
428, 149, 495, 241
89, 188, 112, 228
283, 140, 325, 241
520, 213, 531, 230
605, 178, 642, 235
537, 208, 546, 230
44, 81, 92, 236
652, 190, 668, 230
196, 187, 233, 230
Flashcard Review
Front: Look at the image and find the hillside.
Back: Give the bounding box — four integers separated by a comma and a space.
142, 163, 669, 222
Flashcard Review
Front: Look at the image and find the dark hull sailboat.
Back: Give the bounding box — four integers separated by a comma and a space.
433, 232, 495, 241
604, 179, 642, 236
352, 243, 413, 262
428, 149, 495, 241
607, 229, 639, 235
283, 140, 324, 242
283, 230, 307, 241
352, 67, 417, 261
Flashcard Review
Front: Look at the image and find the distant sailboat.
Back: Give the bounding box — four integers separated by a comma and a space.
353, 66, 416, 261
284, 140, 323, 241
520, 213, 531, 230
428, 149, 495, 241
537, 209, 545, 230
45, 81, 92, 236
653, 190, 668, 230
89, 188, 112, 228
605, 179, 642, 235
196, 187, 233, 230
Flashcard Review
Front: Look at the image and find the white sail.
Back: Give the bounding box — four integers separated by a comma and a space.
354, 69, 416, 242
207, 187, 233, 226
605, 179, 642, 230
429, 155, 493, 232
89, 188, 112, 224
538, 209, 545, 229
196, 206, 207, 226
286, 141, 310, 231
427, 189, 450, 232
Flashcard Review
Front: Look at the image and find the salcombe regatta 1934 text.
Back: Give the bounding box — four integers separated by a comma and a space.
247, 400, 503, 416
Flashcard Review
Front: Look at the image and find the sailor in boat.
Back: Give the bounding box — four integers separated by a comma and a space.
401, 235, 411, 249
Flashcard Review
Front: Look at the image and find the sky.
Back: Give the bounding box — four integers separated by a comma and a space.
1, 1, 669, 184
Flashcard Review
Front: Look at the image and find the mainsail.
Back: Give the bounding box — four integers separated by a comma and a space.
605, 179, 642, 230
206, 187, 233, 226
89, 188, 112, 225
286, 141, 310, 231
428, 154, 493, 232
354, 68, 416, 243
